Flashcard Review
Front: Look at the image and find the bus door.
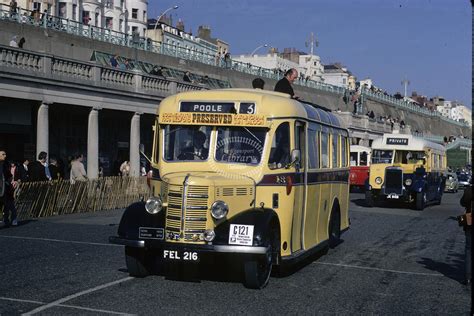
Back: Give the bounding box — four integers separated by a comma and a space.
291, 121, 306, 253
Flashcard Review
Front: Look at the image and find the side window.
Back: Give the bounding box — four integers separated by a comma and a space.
268, 122, 290, 169
332, 134, 339, 168
360, 152, 368, 166
321, 132, 329, 168
341, 136, 347, 167
350, 152, 358, 166
308, 128, 319, 169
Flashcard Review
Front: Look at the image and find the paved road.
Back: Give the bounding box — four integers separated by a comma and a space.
0, 192, 471, 315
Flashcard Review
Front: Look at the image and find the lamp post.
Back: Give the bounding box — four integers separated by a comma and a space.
251, 44, 269, 56
154, 5, 179, 31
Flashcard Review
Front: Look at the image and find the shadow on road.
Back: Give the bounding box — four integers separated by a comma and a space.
417, 255, 465, 283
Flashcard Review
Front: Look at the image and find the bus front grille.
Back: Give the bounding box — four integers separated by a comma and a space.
384, 168, 403, 195
165, 184, 209, 242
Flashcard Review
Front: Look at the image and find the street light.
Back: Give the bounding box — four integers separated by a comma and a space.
154, 5, 179, 31
251, 44, 269, 56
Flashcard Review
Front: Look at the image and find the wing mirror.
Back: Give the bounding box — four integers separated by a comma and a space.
286, 149, 301, 169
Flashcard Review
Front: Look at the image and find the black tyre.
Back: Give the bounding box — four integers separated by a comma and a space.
415, 192, 426, 210
125, 246, 150, 277
243, 247, 272, 289
365, 191, 374, 207
328, 209, 341, 249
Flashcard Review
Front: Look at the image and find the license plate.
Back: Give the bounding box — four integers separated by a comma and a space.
163, 249, 199, 262
388, 193, 399, 199
139, 227, 164, 240
229, 224, 254, 246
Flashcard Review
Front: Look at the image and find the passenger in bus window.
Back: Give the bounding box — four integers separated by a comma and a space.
178, 131, 208, 160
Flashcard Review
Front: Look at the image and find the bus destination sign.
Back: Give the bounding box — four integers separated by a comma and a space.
159, 112, 267, 127
180, 102, 236, 113
386, 138, 409, 145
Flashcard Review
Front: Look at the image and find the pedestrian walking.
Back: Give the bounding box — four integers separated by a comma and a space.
19, 158, 29, 182
48, 156, 62, 180
9, 35, 18, 48
459, 182, 472, 285
0, 150, 18, 227
18, 37, 25, 48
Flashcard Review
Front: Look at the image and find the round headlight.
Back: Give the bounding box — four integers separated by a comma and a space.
375, 177, 383, 184
211, 200, 229, 220
203, 230, 216, 242
405, 178, 412, 186
145, 197, 162, 214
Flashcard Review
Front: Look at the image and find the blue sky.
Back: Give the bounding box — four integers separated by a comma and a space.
149, 0, 472, 108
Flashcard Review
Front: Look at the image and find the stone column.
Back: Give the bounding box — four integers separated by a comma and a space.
129, 113, 141, 177
87, 108, 99, 179
36, 103, 49, 158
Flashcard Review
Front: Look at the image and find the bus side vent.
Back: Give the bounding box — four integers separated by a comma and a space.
223, 187, 234, 196
236, 188, 248, 196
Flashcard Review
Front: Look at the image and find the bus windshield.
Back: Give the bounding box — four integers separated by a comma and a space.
394, 150, 426, 164
371, 149, 393, 164
215, 126, 266, 164
163, 125, 212, 161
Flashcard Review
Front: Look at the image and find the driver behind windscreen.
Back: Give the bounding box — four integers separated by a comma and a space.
178, 130, 208, 160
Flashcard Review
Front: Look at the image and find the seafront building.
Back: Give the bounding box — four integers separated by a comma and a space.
0, 0, 148, 36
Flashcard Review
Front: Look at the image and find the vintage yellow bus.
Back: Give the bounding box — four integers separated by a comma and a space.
365, 133, 446, 210
110, 89, 350, 288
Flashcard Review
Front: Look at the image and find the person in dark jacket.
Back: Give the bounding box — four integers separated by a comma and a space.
48, 156, 62, 180
274, 68, 299, 99
0, 150, 18, 227
29, 151, 49, 181
460, 183, 472, 285
19, 158, 29, 182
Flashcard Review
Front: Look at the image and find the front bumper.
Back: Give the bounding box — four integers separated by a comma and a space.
109, 236, 269, 255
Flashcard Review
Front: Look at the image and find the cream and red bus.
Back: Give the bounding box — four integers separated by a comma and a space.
110, 89, 350, 288
349, 145, 371, 190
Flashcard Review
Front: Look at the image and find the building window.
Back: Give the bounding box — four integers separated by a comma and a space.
132, 8, 138, 19
33, 2, 41, 11
132, 26, 138, 34
95, 12, 99, 27
106, 17, 113, 29
119, 19, 123, 31
343, 78, 347, 84
72, 4, 77, 20
143, 10, 146, 22
82, 11, 90, 25
58, 2, 66, 18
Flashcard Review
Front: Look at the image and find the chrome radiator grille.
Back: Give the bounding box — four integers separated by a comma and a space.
164, 183, 209, 242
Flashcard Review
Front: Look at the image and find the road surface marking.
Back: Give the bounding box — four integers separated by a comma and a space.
0, 296, 135, 315
0, 235, 120, 247
22, 277, 134, 315
314, 261, 443, 276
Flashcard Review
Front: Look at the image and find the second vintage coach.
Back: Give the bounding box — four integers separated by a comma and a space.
110, 89, 350, 289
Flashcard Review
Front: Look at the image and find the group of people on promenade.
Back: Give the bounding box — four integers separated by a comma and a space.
0, 149, 90, 227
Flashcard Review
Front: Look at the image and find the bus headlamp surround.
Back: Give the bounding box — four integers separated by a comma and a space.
375, 177, 383, 185
145, 196, 163, 214
405, 178, 412, 186
211, 200, 229, 220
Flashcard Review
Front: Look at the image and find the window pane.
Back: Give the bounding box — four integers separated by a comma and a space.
372, 150, 393, 164
360, 152, 368, 166
163, 125, 211, 161
341, 137, 347, 167
332, 135, 338, 167
350, 152, 358, 166
216, 127, 266, 164
308, 129, 319, 169
268, 123, 290, 169
321, 133, 329, 168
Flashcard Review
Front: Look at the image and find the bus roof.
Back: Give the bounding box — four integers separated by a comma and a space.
371, 133, 446, 152
157, 89, 344, 129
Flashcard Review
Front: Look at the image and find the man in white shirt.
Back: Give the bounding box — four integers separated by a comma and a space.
70, 154, 87, 183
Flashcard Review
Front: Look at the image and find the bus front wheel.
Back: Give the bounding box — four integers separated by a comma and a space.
243, 248, 272, 289
415, 192, 426, 210
365, 191, 374, 207
125, 246, 150, 277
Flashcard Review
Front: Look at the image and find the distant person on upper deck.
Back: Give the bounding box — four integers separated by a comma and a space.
274, 68, 299, 99
252, 78, 265, 90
